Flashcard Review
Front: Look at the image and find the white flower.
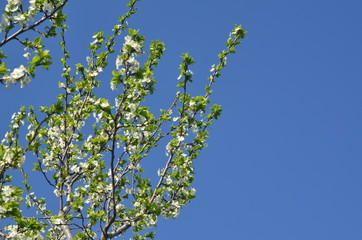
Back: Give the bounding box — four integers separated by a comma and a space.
123, 35, 142, 52
172, 200, 181, 209
115, 98, 120, 107
133, 131, 142, 140
58, 81, 65, 88
2, 185, 14, 202
5, 4, 19, 12
231, 26, 242, 36
7, 0, 21, 4
157, 168, 164, 177
0, 205, 6, 214
70, 165, 80, 173
110, 81, 117, 91
52, 218, 62, 225
125, 188, 133, 194
144, 214, 157, 226
141, 77, 151, 83
53, 189, 61, 197
10, 65, 26, 79
165, 176, 172, 184
177, 135, 185, 142
0, 14, 10, 32
42, 1, 53, 11
143, 130, 150, 138
89, 70, 99, 77
5, 225, 18, 238
20, 76, 30, 88
119, 68, 126, 77
126, 57, 140, 71
116, 56, 122, 69
210, 64, 216, 72
23, 52, 30, 59
124, 112, 134, 121
28, 0, 36, 12
191, 124, 198, 133
128, 103, 137, 112
165, 142, 172, 156
100, 100, 109, 108
13, 14, 26, 26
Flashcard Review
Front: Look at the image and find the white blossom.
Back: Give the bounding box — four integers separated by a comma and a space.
0, 205, 6, 214
7, 0, 21, 5
100, 100, 110, 108
126, 56, 140, 73
0, 14, 10, 31
5, 225, 18, 238
20, 76, 30, 88
116, 56, 122, 69
23, 52, 30, 59
123, 35, 142, 52
10, 65, 26, 79
42, 1, 53, 11
70, 165, 80, 173
2, 185, 14, 202
191, 124, 198, 133
165, 175, 172, 185
51, 218, 62, 225
128, 103, 137, 112
5, 4, 19, 12
111, 81, 117, 91
210, 64, 216, 72
28, 0, 36, 12
89, 70, 99, 77
177, 135, 185, 142
157, 168, 163, 177
53, 189, 61, 197
141, 77, 151, 83
144, 214, 157, 227
13, 14, 26, 26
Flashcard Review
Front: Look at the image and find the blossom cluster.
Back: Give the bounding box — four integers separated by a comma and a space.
2, 65, 30, 88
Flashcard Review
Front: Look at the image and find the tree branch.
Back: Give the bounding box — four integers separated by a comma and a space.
0, 0, 68, 47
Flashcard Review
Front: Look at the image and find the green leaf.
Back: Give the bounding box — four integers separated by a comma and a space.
49, 100, 64, 114
0, 62, 9, 75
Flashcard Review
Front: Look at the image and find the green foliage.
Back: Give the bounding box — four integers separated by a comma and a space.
0, 0, 246, 239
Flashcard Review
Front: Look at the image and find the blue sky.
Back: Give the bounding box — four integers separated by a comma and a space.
1, 0, 362, 239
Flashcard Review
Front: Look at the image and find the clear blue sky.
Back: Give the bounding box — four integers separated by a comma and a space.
1, 0, 362, 239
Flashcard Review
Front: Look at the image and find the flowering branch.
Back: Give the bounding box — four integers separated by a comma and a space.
0, 0, 246, 239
